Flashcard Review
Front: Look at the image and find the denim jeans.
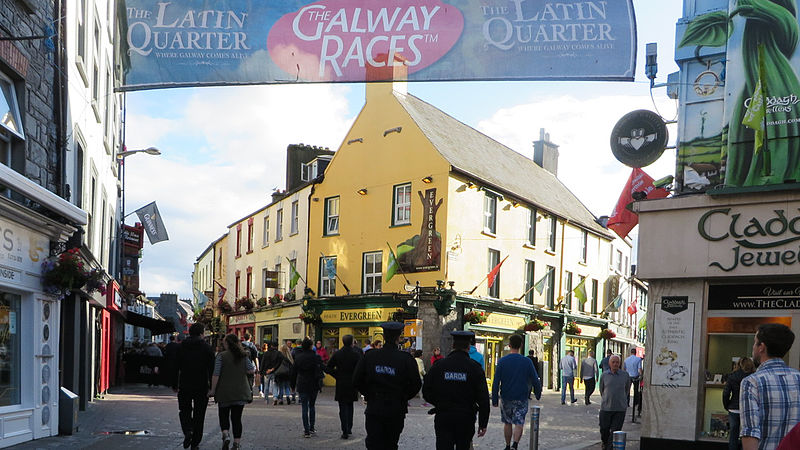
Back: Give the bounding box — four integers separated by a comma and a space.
728, 412, 741, 450
561, 376, 575, 403
273, 380, 290, 399
263, 374, 273, 399
299, 390, 318, 433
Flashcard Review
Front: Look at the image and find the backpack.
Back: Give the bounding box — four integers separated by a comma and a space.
245, 341, 258, 362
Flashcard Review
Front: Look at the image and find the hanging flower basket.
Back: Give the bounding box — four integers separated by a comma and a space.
284, 290, 296, 302
269, 294, 283, 306
598, 329, 616, 340
524, 318, 548, 332
41, 248, 107, 298
235, 297, 254, 311
464, 310, 489, 325
256, 297, 268, 307
564, 321, 582, 335
392, 308, 405, 322
299, 311, 321, 324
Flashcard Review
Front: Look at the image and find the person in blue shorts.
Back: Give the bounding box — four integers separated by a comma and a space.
491, 334, 542, 450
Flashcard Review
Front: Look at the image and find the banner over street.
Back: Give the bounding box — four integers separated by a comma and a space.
116, 0, 637, 90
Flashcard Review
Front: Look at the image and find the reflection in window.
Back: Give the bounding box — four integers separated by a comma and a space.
0, 291, 21, 407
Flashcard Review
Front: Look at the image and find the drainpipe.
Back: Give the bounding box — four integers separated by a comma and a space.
55, 0, 68, 201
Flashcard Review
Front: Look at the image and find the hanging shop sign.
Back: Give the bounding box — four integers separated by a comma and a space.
651, 296, 694, 387
709, 283, 800, 310
122, 224, 144, 256
609, 110, 669, 168
117, 0, 637, 91
121, 255, 140, 292
264, 270, 279, 289
396, 188, 442, 273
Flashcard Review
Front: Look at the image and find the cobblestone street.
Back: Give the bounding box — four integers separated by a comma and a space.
12, 385, 640, 449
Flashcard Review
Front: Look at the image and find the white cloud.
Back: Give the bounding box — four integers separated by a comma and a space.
124, 84, 354, 298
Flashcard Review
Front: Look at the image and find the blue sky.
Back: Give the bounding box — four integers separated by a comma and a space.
123, 1, 683, 300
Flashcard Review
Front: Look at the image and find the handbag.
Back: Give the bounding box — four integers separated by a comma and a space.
275, 359, 291, 379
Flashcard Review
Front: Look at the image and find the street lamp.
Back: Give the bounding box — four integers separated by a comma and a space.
116, 146, 162, 283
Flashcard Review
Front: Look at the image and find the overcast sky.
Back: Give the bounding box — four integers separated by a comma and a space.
123, 1, 683, 300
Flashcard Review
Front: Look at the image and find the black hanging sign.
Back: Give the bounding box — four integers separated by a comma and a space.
610, 110, 669, 168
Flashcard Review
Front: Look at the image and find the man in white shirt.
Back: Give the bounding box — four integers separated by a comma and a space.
579, 351, 600, 405
623, 349, 642, 421
560, 350, 578, 405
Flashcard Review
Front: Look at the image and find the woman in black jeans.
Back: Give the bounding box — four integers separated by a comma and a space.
292, 338, 324, 438
722, 356, 755, 450
209, 334, 254, 450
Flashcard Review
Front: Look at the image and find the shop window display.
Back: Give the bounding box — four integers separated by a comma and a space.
0, 291, 20, 407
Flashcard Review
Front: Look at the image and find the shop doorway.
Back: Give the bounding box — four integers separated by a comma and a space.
258, 325, 277, 346
484, 337, 506, 387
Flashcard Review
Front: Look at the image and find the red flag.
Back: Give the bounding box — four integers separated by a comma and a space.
214, 279, 227, 302
608, 168, 669, 239
627, 299, 638, 315
487, 255, 509, 289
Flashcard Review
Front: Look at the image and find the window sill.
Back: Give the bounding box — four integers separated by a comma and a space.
290, 231, 298, 236
522, 243, 536, 250
246, 250, 253, 255
323, 233, 340, 237
275, 238, 283, 243
544, 249, 557, 256
390, 223, 412, 228
92, 100, 101, 123
481, 230, 497, 238
235, 254, 242, 259
76, 58, 89, 87
262, 244, 269, 249
578, 261, 587, 267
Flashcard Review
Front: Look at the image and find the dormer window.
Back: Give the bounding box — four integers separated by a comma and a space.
301, 161, 320, 182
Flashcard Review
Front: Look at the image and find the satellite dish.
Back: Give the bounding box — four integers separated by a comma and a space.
404, 284, 416, 292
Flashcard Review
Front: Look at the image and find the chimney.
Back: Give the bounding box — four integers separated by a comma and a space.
532, 128, 559, 176
365, 53, 408, 100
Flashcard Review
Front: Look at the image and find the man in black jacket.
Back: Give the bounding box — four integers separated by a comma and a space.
292, 338, 324, 438
326, 334, 362, 439
172, 323, 215, 450
353, 322, 422, 450
259, 341, 281, 402
423, 331, 490, 450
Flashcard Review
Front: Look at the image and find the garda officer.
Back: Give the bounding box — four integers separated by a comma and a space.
353, 322, 422, 449
423, 330, 490, 450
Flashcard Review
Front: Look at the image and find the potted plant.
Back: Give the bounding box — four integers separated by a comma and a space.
256, 297, 268, 308
598, 328, 616, 340
235, 297, 254, 311
524, 318, 548, 332
564, 321, 582, 335
464, 310, 489, 325
284, 290, 296, 302
268, 293, 283, 306
299, 311, 321, 324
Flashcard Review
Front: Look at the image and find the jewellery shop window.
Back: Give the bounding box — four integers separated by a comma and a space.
0, 291, 21, 407
701, 316, 791, 441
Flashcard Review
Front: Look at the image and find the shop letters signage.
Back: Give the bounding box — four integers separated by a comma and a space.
481, 312, 526, 331
651, 296, 694, 388
709, 283, 800, 310
698, 207, 800, 272
321, 308, 393, 323
229, 313, 256, 326
0, 217, 49, 277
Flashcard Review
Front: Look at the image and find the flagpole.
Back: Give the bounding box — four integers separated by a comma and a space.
320, 251, 350, 295
386, 242, 410, 285
517, 283, 538, 302
286, 257, 307, 286
469, 255, 508, 295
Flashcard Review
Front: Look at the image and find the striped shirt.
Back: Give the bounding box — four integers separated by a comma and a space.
740, 358, 800, 449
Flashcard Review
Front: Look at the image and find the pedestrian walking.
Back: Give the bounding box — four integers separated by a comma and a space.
209, 334, 255, 450
326, 334, 362, 439
623, 349, 643, 421
164, 335, 181, 383
723, 356, 755, 450
740, 323, 800, 450
423, 331, 490, 450
258, 342, 269, 397
430, 347, 444, 366
414, 350, 427, 401
353, 322, 422, 450
491, 334, 542, 450
172, 323, 215, 450
273, 344, 294, 405
468, 336, 485, 370
241, 333, 259, 396
560, 350, 578, 405
599, 354, 631, 450
580, 350, 600, 405
315, 340, 330, 365
600, 350, 613, 373
259, 342, 280, 402
293, 338, 325, 438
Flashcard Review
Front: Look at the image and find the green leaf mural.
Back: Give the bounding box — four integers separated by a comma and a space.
678, 11, 732, 49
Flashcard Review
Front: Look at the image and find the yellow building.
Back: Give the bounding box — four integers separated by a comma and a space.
306, 74, 636, 390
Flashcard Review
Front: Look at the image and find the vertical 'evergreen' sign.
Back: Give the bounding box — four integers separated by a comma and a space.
116, 0, 636, 90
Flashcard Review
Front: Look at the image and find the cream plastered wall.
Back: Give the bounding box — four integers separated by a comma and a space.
213, 234, 228, 305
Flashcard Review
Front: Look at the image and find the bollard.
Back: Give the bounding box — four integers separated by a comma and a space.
529, 405, 541, 450
612, 431, 627, 450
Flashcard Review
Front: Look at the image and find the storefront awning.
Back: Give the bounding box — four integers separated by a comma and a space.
124, 311, 175, 334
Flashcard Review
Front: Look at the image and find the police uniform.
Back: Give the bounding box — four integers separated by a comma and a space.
352, 322, 422, 450
423, 331, 490, 450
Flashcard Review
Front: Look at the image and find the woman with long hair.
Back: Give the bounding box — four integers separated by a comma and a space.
209, 334, 254, 450
723, 356, 757, 450
293, 338, 324, 437
273, 344, 294, 405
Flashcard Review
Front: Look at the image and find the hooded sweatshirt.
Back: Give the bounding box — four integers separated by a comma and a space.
173, 336, 215, 391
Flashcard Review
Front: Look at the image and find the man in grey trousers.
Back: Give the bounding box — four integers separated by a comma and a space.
599, 355, 631, 450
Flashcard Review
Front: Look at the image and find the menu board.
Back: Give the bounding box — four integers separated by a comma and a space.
651, 296, 695, 387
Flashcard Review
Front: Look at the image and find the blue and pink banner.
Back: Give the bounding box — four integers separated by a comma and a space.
117, 0, 637, 91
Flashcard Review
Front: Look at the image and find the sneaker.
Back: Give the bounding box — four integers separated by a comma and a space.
561, 401, 566, 405
504, 446, 511, 450
222, 435, 230, 450
304, 432, 311, 438
341, 433, 349, 439
571, 399, 578, 404
310, 429, 316, 435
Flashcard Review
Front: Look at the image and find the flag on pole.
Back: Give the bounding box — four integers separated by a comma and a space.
573, 277, 588, 305
325, 258, 337, 278
133, 201, 170, 244
607, 168, 670, 239
627, 299, 638, 315
487, 255, 509, 289
742, 44, 770, 175
385, 245, 400, 282
287, 258, 301, 290
193, 287, 210, 308
605, 293, 624, 312
533, 271, 549, 295
214, 279, 227, 302
638, 315, 647, 330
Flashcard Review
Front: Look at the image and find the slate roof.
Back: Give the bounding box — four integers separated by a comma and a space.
395, 92, 613, 239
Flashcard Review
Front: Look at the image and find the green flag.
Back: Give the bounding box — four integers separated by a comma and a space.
638, 315, 647, 330
533, 272, 549, 295
385, 245, 399, 283
742, 44, 770, 174
287, 258, 301, 290
573, 277, 588, 305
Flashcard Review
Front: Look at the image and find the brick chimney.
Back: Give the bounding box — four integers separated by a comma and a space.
365, 53, 408, 99
533, 128, 559, 176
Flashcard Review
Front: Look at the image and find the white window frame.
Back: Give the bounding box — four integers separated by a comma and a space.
275, 209, 283, 241
301, 163, 311, 182
325, 197, 339, 235
363, 251, 382, 294
320, 256, 336, 296
580, 230, 588, 263
290, 201, 299, 235
0, 73, 25, 140
483, 193, 497, 234
527, 208, 536, 246
487, 249, 500, 298
262, 215, 269, 247
547, 216, 557, 251
393, 183, 411, 226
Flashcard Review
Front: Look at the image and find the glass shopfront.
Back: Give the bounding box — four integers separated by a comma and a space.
0, 290, 20, 407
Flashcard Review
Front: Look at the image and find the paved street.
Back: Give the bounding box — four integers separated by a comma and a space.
12, 385, 640, 449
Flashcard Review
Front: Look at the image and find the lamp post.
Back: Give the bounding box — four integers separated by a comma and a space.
116, 146, 161, 282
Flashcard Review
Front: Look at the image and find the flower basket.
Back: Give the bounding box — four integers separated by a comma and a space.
598, 329, 616, 340
256, 297, 268, 308
217, 299, 233, 313
391, 308, 405, 322
41, 248, 107, 298
524, 318, 548, 332
284, 291, 296, 302
268, 294, 283, 306
299, 311, 321, 324
235, 297, 254, 311
564, 321, 582, 335
464, 310, 489, 325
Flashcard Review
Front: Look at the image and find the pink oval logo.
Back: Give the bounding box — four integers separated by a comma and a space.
268, 0, 464, 82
